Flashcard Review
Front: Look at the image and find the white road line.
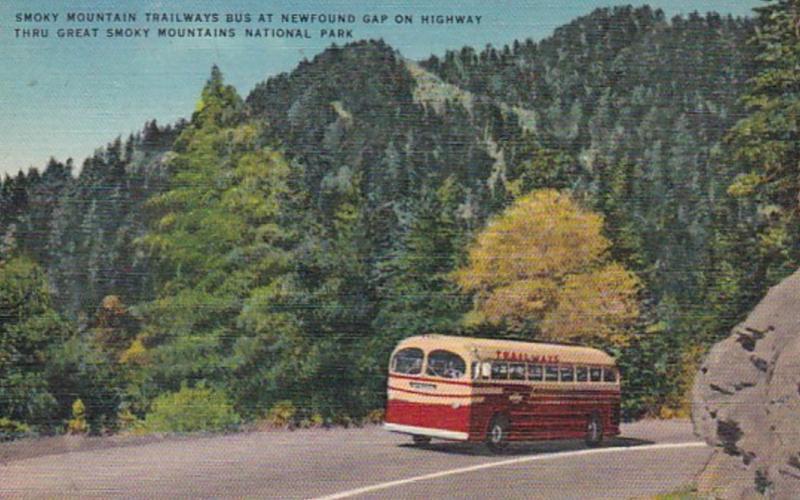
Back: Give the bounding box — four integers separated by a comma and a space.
312, 441, 709, 500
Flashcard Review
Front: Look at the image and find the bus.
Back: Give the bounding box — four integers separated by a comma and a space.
384, 334, 621, 452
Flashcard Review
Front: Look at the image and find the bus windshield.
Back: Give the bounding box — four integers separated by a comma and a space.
391, 347, 424, 375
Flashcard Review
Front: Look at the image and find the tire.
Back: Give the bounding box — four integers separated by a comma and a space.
486, 415, 510, 454
585, 412, 604, 447
412, 435, 431, 446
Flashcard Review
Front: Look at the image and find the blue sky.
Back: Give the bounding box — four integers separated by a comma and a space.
0, 0, 760, 177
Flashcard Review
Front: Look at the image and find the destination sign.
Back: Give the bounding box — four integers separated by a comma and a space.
495, 351, 559, 364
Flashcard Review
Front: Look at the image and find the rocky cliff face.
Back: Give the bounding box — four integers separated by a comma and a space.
693, 269, 800, 498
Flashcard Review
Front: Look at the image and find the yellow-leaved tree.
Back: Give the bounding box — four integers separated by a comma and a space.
454, 189, 639, 345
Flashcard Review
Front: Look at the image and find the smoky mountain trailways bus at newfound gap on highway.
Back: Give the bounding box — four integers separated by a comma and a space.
384, 334, 621, 452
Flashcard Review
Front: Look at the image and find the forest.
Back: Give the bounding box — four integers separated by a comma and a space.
1, 3, 798, 436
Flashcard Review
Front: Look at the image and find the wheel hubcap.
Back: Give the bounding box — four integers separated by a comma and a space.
492, 425, 503, 443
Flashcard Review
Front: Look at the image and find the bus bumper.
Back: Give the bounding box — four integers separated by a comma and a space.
383, 422, 469, 441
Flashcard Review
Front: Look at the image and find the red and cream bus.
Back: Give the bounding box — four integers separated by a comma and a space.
384, 334, 620, 452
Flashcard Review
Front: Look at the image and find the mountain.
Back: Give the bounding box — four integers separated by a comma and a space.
0, 6, 766, 425
1, 121, 181, 321
422, 6, 756, 301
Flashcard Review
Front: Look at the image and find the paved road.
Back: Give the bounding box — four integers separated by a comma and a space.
1, 420, 710, 499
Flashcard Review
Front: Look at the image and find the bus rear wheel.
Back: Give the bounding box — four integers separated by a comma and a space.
585, 412, 604, 447
486, 415, 510, 454
412, 435, 431, 446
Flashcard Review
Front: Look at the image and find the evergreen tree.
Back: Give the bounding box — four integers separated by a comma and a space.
0, 256, 71, 430
726, 0, 800, 283
132, 67, 305, 417
365, 178, 470, 408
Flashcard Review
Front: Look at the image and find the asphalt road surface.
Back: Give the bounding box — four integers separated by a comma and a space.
1, 420, 711, 499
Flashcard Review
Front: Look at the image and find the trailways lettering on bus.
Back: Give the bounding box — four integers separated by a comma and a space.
495, 351, 559, 364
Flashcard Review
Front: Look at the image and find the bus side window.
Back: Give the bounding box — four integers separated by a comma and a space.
509, 363, 526, 380
576, 366, 588, 382
590, 367, 602, 382
560, 365, 575, 382
474, 362, 492, 380
603, 367, 618, 383
544, 365, 559, 382
491, 362, 509, 380
527, 364, 543, 382
481, 362, 492, 379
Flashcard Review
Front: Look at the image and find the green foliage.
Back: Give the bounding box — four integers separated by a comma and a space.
0, 8, 783, 426
46, 333, 123, 434
142, 385, 240, 433
0, 417, 31, 441
363, 409, 385, 425
0, 256, 71, 431
116, 408, 143, 433
264, 400, 297, 427
67, 399, 88, 434
132, 67, 309, 420
653, 485, 704, 499
365, 178, 470, 408
0, 124, 179, 319
723, 0, 800, 283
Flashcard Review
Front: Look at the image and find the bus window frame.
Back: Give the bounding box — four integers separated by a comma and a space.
509, 362, 526, 381
390, 347, 425, 376
491, 362, 509, 380
426, 349, 467, 380
559, 364, 575, 383
527, 363, 544, 382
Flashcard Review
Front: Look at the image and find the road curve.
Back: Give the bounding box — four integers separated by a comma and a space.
1, 420, 710, 499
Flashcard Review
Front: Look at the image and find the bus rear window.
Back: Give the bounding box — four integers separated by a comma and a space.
391, 348, 423, 375
426, 350, 466, 379
491, 362, 509, 380
604, 367, 618, 382
545, 365, 559, 382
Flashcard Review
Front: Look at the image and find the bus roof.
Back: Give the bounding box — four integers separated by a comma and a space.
394, 334, 616, 366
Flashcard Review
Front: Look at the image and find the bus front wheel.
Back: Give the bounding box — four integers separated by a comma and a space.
486, 415, 510, 454
412, 435, 431, 446
585, 412, 604, 447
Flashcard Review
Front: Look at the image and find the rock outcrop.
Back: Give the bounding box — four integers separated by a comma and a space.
693, 269, 800, 498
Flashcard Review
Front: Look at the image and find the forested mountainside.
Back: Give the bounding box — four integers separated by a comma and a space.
2, 4, 797, 435
0, 123, 180, 320
422, 6, 756, 302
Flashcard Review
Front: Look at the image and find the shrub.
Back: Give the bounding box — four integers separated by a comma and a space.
294, 410, 325, 429
363, 409, 385, 425
67, 399, 88, 434
142, 385, 240, 433
116, 408, 145, 433
264, 400, 296, 427
0, 417, 32, 441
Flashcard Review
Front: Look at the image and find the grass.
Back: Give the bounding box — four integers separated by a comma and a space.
651, 485, 707, 499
